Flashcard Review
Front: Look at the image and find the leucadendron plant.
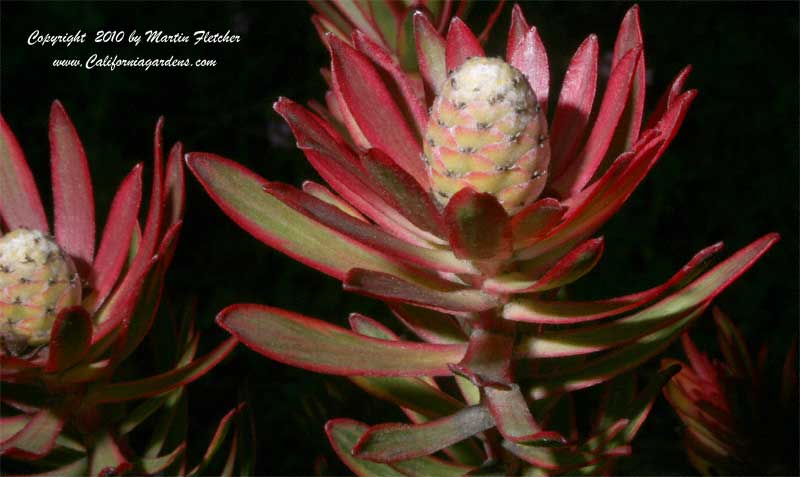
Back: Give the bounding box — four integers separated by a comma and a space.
0, 103, 243, 476
662, 307, 798, 476
187, 4, 779, 474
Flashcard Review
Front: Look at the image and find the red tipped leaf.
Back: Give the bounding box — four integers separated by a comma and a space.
330, 36, 427, 185
353, 405, 494, 462
486, 237, 604, 294
550, 46, 642, 197
345, 268, 499, 313
88, 164, 143, 311
505, 242, 723, 324
549, 35, 599, 177
217, 304, 466, 376
0, 115, 48, 232
265, 182, 473, 274
49, 100, 95, 268
414, 11, 447, 95
508, 26, 549, 115
445, 17, 484, 71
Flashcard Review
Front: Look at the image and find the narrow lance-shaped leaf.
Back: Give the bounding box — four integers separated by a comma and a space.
414, 11, 447, 95
508, 26, 549, 115
345, 268, 500, 314
485, 237, 604, 294
217, 304, 466, 376
504, 242, 723, 324
0, 114, 48, 232
0, 408, 65, 460
445, 17, 484, 71
85, 336, 237, 404
516, 234, 778, 360
548, 34, 599, 179
361, 148, 445, 239
265, 182, 472, 274
87, 164, 143, 312
49, 100, 95, 269
330, 36, 428, 184
550, 46, 642, 197
186, 152, 434, 283
353, 405, 494, 463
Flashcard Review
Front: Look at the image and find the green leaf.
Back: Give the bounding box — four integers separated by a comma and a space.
353, 405, 493, 462
218, 304, 465, 376
327, 419, 475, 476
186, 153, 430, 283
135, 443, 186, 475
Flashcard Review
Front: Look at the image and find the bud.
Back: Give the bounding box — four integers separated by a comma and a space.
0, 229, 81, 354
424, 57, 550, 214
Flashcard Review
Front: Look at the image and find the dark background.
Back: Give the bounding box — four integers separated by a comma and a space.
1, 1, 797, 475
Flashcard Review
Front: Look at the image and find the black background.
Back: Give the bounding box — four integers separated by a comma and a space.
1, 1, 798, 475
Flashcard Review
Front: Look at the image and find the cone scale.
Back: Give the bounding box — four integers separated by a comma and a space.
424, 57, 550, 214
0, 229, 81, 354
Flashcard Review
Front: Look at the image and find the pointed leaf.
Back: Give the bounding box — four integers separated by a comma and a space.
85, 337, 237, 403
414, 11, 447, 95
265, 182, 472, 274
136, 443, 186, 475
549, 35, 599, 177
345, 268, 499, 313
354, 405, 493, 462
361, 148, 445, 238
275, 98, 440, 245
325, 419, 409, 477
645, 66, 692, 130
45, 307, 92, 373
187, 152, 432, 282
485, 237, 604, 294
87, 164, 142, 311
0, 114, 48, 232
391, 304, 468, 344
217, 304, 465, 376
444, 188, 512, 262
302, 180, 366, 220
353, 31, 428, 135
505, 4, 529, 57
517, 130, 666, 261
330, 36, 427, 184
49, 100, 95, 268
517, 234, 778, 360
0, 408, 64, 460
505, 242, 723, 324
508, 26, 549, 115
445, 17, 484, 71
188, 405, 243, 476
163, 141, 185, 229
550, 46, 642, 197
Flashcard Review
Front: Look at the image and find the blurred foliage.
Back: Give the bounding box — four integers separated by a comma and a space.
1, 1, 797, 475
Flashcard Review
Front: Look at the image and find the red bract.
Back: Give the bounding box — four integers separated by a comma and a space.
662, 308, 799, 476
187, 4, 778, 474
0, 102, 237, 474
